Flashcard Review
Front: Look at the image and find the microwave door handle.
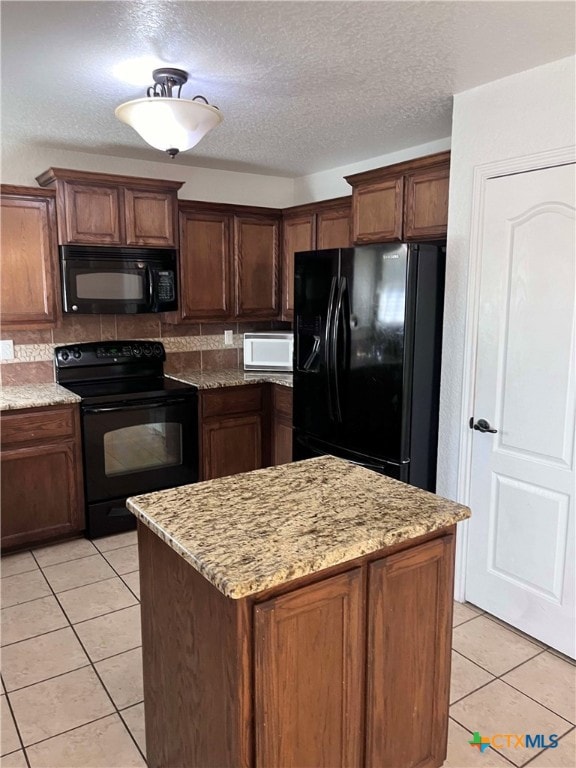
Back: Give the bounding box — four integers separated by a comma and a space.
146, 266, 154, 305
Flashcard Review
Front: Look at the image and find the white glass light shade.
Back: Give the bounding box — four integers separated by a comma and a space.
115, 97, 222, 152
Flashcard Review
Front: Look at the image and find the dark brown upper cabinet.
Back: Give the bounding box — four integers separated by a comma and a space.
233, 214, 280, 319
179, 209, 232, 321
178, 201, 281, 323
0, 185, 60, 330
281, 197, 351, 320
36, 168, 183, 247
345, 151, 450, 244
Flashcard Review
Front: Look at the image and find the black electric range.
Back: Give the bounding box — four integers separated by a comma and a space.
55, 340, 198, 539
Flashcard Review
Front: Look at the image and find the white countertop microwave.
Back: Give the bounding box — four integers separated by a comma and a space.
243, 333, 294, 371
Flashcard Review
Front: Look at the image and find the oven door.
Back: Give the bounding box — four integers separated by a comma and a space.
82, 395, 198, 503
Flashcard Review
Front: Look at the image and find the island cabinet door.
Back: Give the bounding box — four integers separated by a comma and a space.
366, 535, 454, 768
254, 569, 364, 768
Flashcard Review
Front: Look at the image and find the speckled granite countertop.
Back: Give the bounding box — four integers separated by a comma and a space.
0, 383, 81, 411
168, 368, 293, 389
128, 455, 470, 599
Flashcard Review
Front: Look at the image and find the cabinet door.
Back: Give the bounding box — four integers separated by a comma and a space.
0, 194, 59, 329
202, 414, 262, 480
272, 386, 293, 465
234, 215, 280, 319
1, 441, 84, 549
255, 569, 364, 768
404, 166, 450, 240
179, 211, 231, 321
60, 182, 122, 244
282, 214, 315, 319
352, 177, 403, 244
272, 418, 292, 465
125, 188, 176, 247
316, 205, 351, 249
366, 536, 454, 768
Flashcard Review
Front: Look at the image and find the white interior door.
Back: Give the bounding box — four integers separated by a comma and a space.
465, 162, 575, 657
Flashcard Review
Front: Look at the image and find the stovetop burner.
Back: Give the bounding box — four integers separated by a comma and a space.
54, 340, 196, 404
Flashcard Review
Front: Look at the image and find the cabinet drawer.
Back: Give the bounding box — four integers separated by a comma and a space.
201, 385, 263, 418
273, 385, 293, 419
1, 406, 76, 447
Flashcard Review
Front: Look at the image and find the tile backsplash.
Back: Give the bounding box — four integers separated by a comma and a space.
0, 316, 291, 386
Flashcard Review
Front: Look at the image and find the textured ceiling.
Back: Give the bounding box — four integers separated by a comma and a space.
1, 1, 574, 177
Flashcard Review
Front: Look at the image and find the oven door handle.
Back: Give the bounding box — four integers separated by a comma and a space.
83, 397, 189, 414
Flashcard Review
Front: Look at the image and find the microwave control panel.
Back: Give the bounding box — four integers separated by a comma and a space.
156, 271, 175, 302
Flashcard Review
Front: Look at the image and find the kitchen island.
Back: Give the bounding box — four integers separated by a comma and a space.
128, 455, 470, 768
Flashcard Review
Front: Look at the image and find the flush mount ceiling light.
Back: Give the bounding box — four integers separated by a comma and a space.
115, 68, 223, 159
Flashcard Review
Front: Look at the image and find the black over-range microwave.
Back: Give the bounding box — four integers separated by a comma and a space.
60, 245, 178, 314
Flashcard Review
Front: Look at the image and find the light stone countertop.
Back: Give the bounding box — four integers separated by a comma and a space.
0, 383, 81, 411
167, 368, 293, 389
127, 455, 471, 599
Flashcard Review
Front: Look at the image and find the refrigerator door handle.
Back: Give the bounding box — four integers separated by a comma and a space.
325, 276, 338, 421
331, 277, 347, 423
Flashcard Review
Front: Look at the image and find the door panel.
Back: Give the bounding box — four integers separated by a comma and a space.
179, 211, 231, 320
202, 414, 262, 480
234, 215, 280, 318
282, 215, 315, 318
254, 569, 364, 768
0, 195, 59, 328
466, 163, 575, 657
366, 537, 454, 768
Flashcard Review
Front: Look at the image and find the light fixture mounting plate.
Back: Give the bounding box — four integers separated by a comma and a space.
152, 68, 188, 87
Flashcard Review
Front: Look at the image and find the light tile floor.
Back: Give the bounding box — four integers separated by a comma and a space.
1, 533, 575, 767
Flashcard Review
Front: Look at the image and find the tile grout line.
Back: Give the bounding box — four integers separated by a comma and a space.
2, 563, 140, 610
481, 612, 550, 649
520, 725, 576, 767
1, 684, 30, 767
497, 677, 576, 727
451, 647, 576, 736
448, 716, 520, 767
21, 549, 147, 765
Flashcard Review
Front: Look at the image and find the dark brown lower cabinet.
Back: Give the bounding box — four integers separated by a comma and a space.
200, 385, 265, 480
202, 414, 262, 480
0, 405, 85, 550
255, 569, 364, 768
199, 384, 293, 480
366, 536, 454, 768
139, 523, 455, 768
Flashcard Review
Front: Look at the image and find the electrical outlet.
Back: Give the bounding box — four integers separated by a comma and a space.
224, 330, 234, 346
0, 340, 14, 360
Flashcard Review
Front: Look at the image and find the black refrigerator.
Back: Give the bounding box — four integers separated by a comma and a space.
292, 243, 445, 491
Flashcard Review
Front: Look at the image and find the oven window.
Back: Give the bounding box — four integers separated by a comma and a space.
76, 272, 145, 301
103, 423, 182, 476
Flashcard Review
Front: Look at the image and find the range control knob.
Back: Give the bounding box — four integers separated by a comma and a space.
72, 349, 82, 359
132, 344, 142, 357
153, 343, 163, 357
143, 344, 153, 356
60, 350, 70, 361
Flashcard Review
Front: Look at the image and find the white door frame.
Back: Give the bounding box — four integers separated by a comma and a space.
452, 145, 576, 602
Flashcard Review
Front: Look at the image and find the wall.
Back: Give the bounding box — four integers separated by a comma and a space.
437, 55, 576, 503
1, 142, 295, 208
292, 137, 451, 204
0, 316, 289, 386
